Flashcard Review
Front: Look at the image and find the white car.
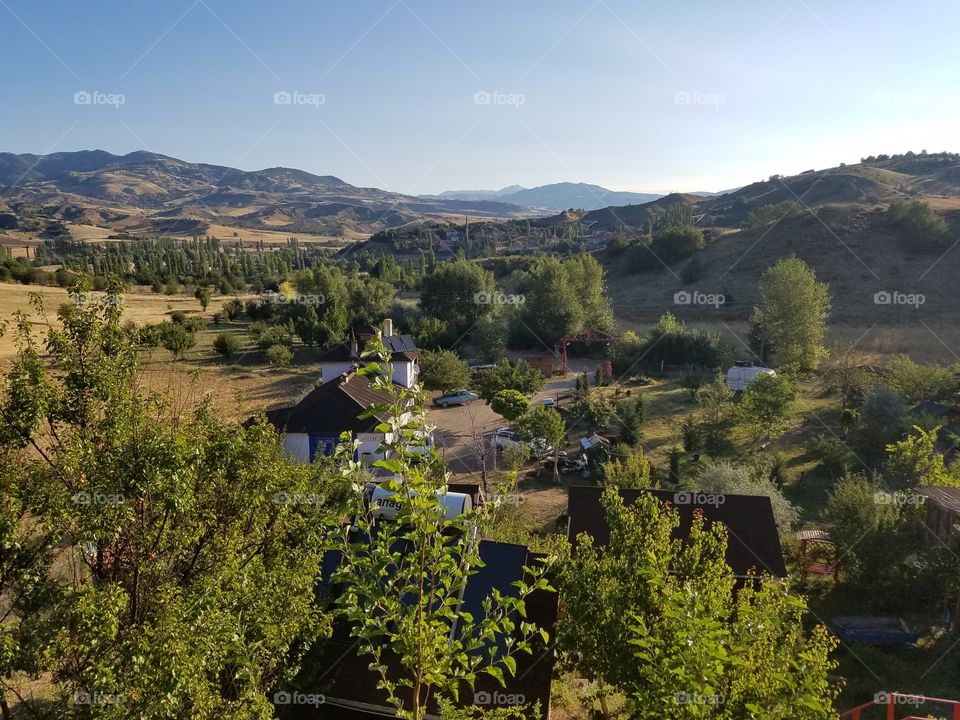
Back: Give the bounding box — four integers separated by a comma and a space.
492, 428, 557, 459
725, 362, 775, 391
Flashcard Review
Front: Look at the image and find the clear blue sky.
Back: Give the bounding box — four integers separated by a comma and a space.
2, 0, 957, 194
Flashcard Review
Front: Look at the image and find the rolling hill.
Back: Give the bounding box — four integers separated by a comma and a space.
429, 182, 661, 210
0, 150, 540, 240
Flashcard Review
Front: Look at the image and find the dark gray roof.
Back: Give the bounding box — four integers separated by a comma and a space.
263, 371, 390, 435
567, 486, 787, 578
914, 486, 960, 514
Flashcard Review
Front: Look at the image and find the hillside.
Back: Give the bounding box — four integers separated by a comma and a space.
0, 150, 539, 241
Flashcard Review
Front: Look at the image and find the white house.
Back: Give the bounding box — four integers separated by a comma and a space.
318, 319, 420, 388
264, 369, 413, 465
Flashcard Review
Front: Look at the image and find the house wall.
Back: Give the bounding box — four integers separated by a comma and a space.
392, 360, 418, 388
283, 433, 312, 463
320, 362, 355, 384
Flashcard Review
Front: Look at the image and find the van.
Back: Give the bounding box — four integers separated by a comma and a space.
725, 361, 775, 391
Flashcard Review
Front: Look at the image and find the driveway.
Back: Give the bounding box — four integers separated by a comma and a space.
428, 358, 595, 475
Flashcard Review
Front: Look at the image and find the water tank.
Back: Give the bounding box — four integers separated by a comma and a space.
370, 486, 472, 521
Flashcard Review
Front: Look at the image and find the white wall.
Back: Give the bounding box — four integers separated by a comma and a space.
283, 433, 311, 463
392, 360, 418, 388
320, 361, 355, 384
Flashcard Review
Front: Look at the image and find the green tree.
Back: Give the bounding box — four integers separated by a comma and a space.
266, 343, 293, 367
613, 397, 644, 447
419, 259, 495, 333
515, 406, 565, 479
419, 349, 471, 390
885, 354, 957, 404
193, 285, 211, 311
472, 315, 509, 363
650, 223, 704, 262
884, 426, 955, 488
693, 460, 798, 532
886, 198, 948, 246
212, 331, 241, 360
330, 340, 552, 720
602, 451, 651, 489
0, 284, 335, 719
738, 372, 798, 443
556, 489, 838, 719
476, 359, 545, 402
159, 321, 196, 359
696, 376, 736, 457
754, 258, 831, 371
490, 389, 530, 422
571, 389, 615, 434
856, 386, 906, 461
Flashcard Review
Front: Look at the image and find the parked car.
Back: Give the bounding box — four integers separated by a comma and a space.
493, 428, 557, 459
540, 397, 557, 408
433, 389, 478, 408
725, 361, 775, 391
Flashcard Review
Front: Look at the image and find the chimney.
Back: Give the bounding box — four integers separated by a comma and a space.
382, 318, 393, 338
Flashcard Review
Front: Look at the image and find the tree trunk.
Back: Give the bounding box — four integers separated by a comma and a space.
598, 693, 611, 719
1, 694, 12, 720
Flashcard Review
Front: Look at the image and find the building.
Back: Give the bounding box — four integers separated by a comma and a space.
913, 486, 960, 546
299, 541, 557, 719
263, 369, 408, 464
318, 319, 420, 388
566, 486, 787, 579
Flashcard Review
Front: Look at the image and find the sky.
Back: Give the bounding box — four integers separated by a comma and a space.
2, 0, 958, 195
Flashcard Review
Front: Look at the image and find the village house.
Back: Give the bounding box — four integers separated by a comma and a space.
913, 486, 960, 547
317, 319, 420, 388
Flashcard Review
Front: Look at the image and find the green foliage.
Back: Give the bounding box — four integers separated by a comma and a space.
193, 285, 211, 311
490, 389, 530, 422
472, 316, 509, 363
612, 397, 644, 447
419, 258, 495, 333
738, 372, 798, 442
743, 201, 800, 228
823, 472, 926, 599
855, 386, 906, 461
692, 460, 799, 532
695, 375, 736, 457
0, 284, 336, 719
212, 331, 241, 360
158, 321, 196, 358
519, 255, 614, 342
754, 258, 831, 371
808, 434, 855, 478
570, 389, 615, 434
614, 313, 732, 373
331, 339, 553, 720
884, 426, 957, 488
419, 349, 471, 390
602, 450, 651, 488
884, 354, 957, 404
886, 198, 948, 246
476, 359, 545, 402
266, 343, 293, 367
222, 298, 245, 320
555, 489, 838, 718
649, 223, 705, 263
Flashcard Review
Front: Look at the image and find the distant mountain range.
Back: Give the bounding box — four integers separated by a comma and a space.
427, 182, 663, 211
0, 150, 539, 238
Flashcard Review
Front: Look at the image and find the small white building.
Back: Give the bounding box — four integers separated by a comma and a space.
318, 320, 419, 388
264, 370, 411, 465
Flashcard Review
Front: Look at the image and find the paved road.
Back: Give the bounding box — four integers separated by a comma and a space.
428, 358, 596, 474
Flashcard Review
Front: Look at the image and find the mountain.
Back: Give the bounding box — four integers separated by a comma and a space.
430, 182, 661, 210
0, 150, 537, 239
